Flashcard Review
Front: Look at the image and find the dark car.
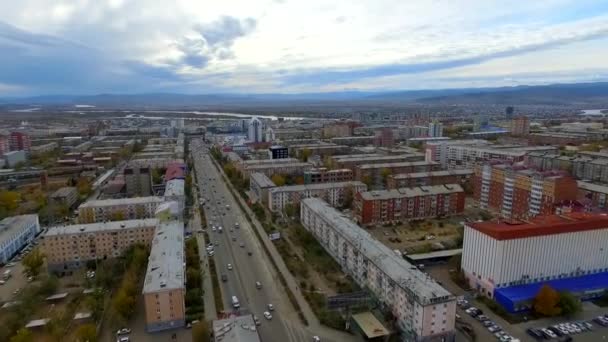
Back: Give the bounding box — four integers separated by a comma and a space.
526, 328, 543, 339
221, 274, 228, 282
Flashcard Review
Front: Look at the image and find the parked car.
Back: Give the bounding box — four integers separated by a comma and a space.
253, 315, 261, 326
255, 281, 262, 289
116, 328, 131, 336
267, 303, 274, 311
263, 311, 272, 320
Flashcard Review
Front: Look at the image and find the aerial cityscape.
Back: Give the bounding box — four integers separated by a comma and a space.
1, 1, 608, 342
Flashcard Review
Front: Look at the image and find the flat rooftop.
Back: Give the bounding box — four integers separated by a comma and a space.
270, 181, 366, 193
45, 218, 158, 236
50, 187, 77, 198
79, 196, 164, 208
212, 315, 261, 342
357, 160, 438, 170
302, 198, 453, 305
0, 215, 39, 243
360, 184, 463, 200
335, 154, 424, 164
245, 161, 312, 170
468, 212, 608, 240
143, 220, 184, 293
578, 181, 608, 194
390, 169, 473, 180
250, 173, 276, 188
164, 179, 185, 197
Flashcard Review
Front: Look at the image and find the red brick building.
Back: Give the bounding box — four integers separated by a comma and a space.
473, 163, 578, 219
9, 131, 31, 152
354, 184, 465, 225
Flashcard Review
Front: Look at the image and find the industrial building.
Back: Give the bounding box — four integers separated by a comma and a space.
473, 164, 578, 219
301, 198, 456, 342
462, 213, 608, 312
42, 219, 158, 272
0, 215, 40, 264
355, 184, 465, 225
78, 196, 164, 223
268, 181, 367, 212
143, 219, 185, 332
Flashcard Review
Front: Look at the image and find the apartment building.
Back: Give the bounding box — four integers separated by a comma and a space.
0, 135, 8, 155
387, 170, 473, 189
355, 184, 465, 225
241, 161, 313, 179
301, 198, 456, 342
291, 143, 350, 157
42, 218, 158, 272
78, 196, 164, 223
9, 131, 31, 152
0, 215, 40, 264
425, 140, 488, 169
355, 161, 439, 187
333, 153, 425, 170
164, 179, 185, 214
473, 164, 578, 219
303, 168, 353, 184
268, 181, 367, 212
577, 181, 608, 209
321, 122, 356, 138
526, 151, 608, 183
268, 145, 289, 159
236, 157, 298, 171
249, 173, 276, 204
528, 132, 591, 145
329, 136, 375, 146
143, 220, 185, 332
510, 116, 530, 136
462, 213, 608, 312
31, 142, 59, 155
125, 165, 152, 196
50, 187, 79, 208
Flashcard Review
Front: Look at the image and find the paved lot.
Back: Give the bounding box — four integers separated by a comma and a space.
0, 261, 28, 302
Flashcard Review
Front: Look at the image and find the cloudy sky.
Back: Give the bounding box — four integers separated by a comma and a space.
1, 0, 607, 96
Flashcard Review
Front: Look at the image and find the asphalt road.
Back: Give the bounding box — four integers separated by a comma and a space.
191, 140, 317, 342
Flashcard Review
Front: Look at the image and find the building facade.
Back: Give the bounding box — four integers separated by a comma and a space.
355, 161, 439, 187
333, 153, 425, 170
50, 187, 79, 208
42, 219, 158, 272
462, 214, 608, 312
249, 173, 276, 204
78, 196, 164, 223
9, 131, 31, 152
268, 146, 289, 159
473, 164, 578, 219
355, 184, 465, 225
143, 220, 186, 332
268, 181, 367, 212
510, 116, 530, 136
248, 117, 264, 143
428, 120, 443, 138
0, 215, 40, 264
303, 168, 353, 184
301, 198, 456, 342
125, 165, 152, 196
387, 170, 473, 189
241, 161, 313, 179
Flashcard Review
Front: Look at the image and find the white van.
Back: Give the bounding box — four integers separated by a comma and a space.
231, 296, 240, 308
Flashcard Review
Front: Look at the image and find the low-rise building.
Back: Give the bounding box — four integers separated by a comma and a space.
143, 220, 185, 332
164, 179, 185, 214
578, 181, 608, 209
249, 173, 276, 204
42, 218, 158, 272
462, 213, 608, 312
355, 184, 465, 225
241, 161, 313, 179
78, 196, 164, 223
290, 143, 350, 157
333, 153, 425, 170
268, 145, 289, 159
355, 161, 439, 187
3, 150, 27, 167
50, 187, 79, 208
301, 198, 456, 341
269, 181, 366, 212
387, 169, 473, 189
303, 168, 353, 184
0, 215, 40, 264
31, 142, 59, 155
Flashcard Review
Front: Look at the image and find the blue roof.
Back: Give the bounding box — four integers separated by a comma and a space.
494, 271, 608, 312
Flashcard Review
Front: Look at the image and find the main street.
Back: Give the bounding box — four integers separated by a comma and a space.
190, 139, 321, 342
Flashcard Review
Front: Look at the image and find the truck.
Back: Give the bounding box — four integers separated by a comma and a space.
3, 270, 12, 280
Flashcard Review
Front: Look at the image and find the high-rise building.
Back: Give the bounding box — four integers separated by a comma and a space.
473, 163, 578, 219
0, 135, 9, 155
374, 128, 394, 147
510, 116, 530, 136
248, 117, 264, 143
428, 120, 443, 138
505, 106, 514, 120
265, 127, 275, 142
9, 131, 31, 152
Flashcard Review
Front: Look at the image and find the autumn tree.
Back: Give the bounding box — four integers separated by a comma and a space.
111, 210, 126, 221
381, 168, 392, 187
9, 328, 32, 342
361, 175, 373, 188
559, 291, 582, 317
534, 284, 561, 316
299, 148, 312, 162
342, 187, 354, 209
192, 320, 211, 342
0, 191, 21, 214
74, 324, 97, 342
76, 177, 92, 196
271, 174, 286, 186
22, 249, 44, 276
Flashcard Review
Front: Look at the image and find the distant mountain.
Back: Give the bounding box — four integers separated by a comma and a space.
1, 82, 607, 108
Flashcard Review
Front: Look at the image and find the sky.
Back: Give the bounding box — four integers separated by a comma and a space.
0, 0, 607, 96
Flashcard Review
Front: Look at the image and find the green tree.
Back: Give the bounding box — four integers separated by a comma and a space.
85, 288, 105, 322
271, 174, 286, 186
192, 320, 211, 342
187, 268, 202, 289
534, 284, 561, 316
111, 210, 126, 221
559, 291, 582, 317
284, 203, 298, 219
74, 323, 97, 342
9, 328, 32, 342
22, 249, 44, 276
151, 168, 162, 184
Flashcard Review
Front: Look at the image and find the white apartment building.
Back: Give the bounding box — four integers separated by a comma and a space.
164, 179, 185, 214
268, 181, 366, 212
301, 198, 456, 342
462, 213, 608, 300
78, 196, 164, 223
0, 215, 40, 264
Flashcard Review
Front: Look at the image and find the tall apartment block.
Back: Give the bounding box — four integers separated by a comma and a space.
9, 131, 31, 152
0, 135, 9, 155
510, 116, 530, 136
355, 184, 465, 225
143, 220, 185, 332
301, 198, 456, 342
42, 218, 158, 273
473, 164, 578, 219
78, 197, 164, 223
268, 181, 367, 212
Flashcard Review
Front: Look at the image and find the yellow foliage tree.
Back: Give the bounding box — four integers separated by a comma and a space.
271, 174, 286, 186
534, 284, 562, 316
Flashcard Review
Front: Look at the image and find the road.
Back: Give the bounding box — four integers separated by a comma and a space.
190, 140, 328, 342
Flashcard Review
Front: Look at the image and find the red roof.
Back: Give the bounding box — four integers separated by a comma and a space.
165, 162, 186, 181
468, 212, 608, 240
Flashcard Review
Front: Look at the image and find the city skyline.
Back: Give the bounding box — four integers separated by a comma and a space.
0, 1, 607, 95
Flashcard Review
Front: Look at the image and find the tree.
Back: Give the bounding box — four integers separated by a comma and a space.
76, 177, 92, 196
559, 291, 582, 317
74, 324, 97, 342
111, 210, 126, 221
534, 284, 561, 316
187, 268, 202, 290
9, 328, 32, 342
112, 289, 136, 323
381, 168, 392, 187
192, 320, 211, 342
299, 148, 312, 162
323, 156, 335, 169
284, 203, 298, 219
22, 249, 44, 276
271, 174, 286, 186
0, 191, 21, 213
341, 187, 354, 209
151, 168, 162, 184
85, 288, 105, 322
361, 175, 373, 188
294, 176, 305, 185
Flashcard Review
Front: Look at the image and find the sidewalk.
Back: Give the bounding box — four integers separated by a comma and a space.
212, 158, 357, 341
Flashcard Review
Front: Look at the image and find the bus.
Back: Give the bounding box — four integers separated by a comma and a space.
231, 296, 240, 308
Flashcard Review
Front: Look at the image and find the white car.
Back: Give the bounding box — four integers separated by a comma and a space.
267, 303, 274, 311
313, 336, 321, 342
116, 328, 131, 336
227, 264, 233, 270
263, 311, 272, 320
